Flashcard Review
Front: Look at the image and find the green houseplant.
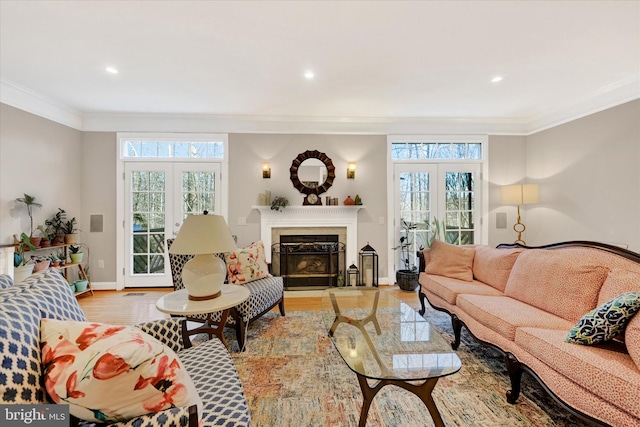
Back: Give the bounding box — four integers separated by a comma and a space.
62, 217, 80, 244
13, 232, 36, 282
393, 217, 442, 291
270, 196, 289, 212
45, 208, 67, 245
69, 245, 84, 264
15, 193, 43, 247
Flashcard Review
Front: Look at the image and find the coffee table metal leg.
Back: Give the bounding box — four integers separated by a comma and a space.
355, 374, 444, 427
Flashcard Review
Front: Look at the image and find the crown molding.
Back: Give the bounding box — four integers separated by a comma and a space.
2, 75, 638, 136
81, 112, 529, 135
524, 75, 640, 135
0, 77, 83, 130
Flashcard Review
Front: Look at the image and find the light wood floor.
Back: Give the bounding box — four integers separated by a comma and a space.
77, 285, 422, 325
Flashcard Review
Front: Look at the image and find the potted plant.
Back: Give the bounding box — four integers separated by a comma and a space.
62, 217, 80, 244
13, 232, 36, 282
15, 194, 42, 247
69, 245, 84, 264
393, 217, 442, 292
270, 196, 289, 212
45, 208, 67, 245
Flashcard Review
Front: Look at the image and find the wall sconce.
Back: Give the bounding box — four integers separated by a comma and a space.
500, 184, 539, 245
262, 162, 271, 179
347, 162, 356, 179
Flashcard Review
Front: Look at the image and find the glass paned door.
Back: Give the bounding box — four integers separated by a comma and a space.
440, 165, 481, 245
394, 164, 438, 272
393, 163, 481, 275
124, 162, 220, 287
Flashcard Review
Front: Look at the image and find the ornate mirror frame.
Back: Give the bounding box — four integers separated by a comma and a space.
290, 150, 336, 205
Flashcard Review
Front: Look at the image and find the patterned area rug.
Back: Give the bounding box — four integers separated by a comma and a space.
226, 309, 591, 427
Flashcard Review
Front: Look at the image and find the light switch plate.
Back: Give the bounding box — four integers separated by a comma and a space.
238, 216, 247, 226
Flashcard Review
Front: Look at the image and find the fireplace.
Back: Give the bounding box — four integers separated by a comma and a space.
272, 234, 345, 290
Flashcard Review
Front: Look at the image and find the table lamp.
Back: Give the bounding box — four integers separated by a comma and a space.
500, 184, 539, 245
168, 212, 237, 300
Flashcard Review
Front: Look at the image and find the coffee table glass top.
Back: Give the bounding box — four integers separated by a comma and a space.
321, 288, 461, 381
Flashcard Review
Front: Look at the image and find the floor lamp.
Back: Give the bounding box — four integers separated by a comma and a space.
500, 184, 539, 245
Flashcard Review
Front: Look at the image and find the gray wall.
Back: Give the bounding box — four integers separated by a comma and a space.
526, 99, 640, 251
0, 103, 83, 247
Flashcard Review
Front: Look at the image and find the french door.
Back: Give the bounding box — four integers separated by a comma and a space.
123, 162, 221, 287
393, 163, 481, 273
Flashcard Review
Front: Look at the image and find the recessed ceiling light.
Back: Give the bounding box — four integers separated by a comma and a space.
491, 76, 503, 83
105, 66, 119, 74
304, 71, 314, 80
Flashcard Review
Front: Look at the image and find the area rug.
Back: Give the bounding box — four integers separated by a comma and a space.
225, 309, 591, 427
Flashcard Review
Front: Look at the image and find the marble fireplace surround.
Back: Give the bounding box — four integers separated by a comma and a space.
253, 206, 364, 265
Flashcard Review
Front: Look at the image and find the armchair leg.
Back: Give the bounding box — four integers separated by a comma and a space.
278, 297, 286, 316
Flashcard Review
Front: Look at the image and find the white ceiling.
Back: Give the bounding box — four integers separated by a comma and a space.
1, 1, 638, 134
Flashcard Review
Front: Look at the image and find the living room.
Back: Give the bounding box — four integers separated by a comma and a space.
0, 1, 639, 426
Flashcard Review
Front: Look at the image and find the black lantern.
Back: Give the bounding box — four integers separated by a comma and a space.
359, 243, 378, 287
347, 262, 359, 287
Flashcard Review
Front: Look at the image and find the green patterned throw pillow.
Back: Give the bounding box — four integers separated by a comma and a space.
565, 292, 640, 345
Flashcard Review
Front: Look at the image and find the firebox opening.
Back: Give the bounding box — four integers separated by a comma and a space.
273, 234, 345, 290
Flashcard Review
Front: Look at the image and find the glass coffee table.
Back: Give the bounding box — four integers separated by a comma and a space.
321, 288, 461, 427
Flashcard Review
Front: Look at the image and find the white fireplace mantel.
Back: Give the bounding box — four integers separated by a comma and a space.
253, 205, 364, 264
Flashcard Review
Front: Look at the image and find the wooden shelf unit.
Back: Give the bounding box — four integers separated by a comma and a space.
14, 240, 93, 297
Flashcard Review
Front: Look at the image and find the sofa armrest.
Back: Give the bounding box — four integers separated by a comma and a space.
418, 250, 427, 273
135, 317, 185, 353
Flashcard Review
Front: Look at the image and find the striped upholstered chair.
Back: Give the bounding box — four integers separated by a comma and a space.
167, 238, 285, 351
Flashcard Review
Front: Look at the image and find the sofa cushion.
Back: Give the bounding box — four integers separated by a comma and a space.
40, 319, 202, 424
504, 248, 609, 322
0, 298, 46, 403
456, 294, 573, 341
516, 327, 640, 418
225, 241, 271, 285
0, 274, 13, 290
420, 274, 503, 305
598, 268, 640, 306
424, 240, 475, 281
626, 312, 640, 369
566, 292, 640, 345
18, 269, 88, 322
472, 246, 523, 291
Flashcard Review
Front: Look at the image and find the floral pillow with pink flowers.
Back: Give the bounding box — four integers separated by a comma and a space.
224, 241, 271, 284
40, 319, 202, 423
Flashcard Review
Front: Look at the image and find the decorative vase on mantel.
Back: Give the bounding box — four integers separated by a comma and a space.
343, 196, 355, 206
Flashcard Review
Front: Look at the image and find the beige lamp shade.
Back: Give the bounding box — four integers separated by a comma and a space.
169, 214, 237, 255
500, 184, 539, 205
169, 214, 237, 300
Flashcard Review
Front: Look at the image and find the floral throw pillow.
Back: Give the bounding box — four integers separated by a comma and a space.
565, 292, 640, 345
40, 319, 202, 423
225, 241, 271, 285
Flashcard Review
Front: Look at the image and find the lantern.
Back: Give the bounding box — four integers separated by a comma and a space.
359, 243, 378, 287
347, 262, 359, 287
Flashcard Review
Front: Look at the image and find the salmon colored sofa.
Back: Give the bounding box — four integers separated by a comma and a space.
418, 240, 640, 427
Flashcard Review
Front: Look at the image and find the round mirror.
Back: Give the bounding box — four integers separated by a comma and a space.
290, 150, 335, 205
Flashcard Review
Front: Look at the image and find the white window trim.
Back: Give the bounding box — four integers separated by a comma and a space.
115, 132, 229, 290
386, 135, 489, 283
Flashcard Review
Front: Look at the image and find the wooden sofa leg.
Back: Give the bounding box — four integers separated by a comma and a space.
418, 292, 427, 316
278, 297, 286, 316
451, 315, 463, 350
505, 352, 523, 404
